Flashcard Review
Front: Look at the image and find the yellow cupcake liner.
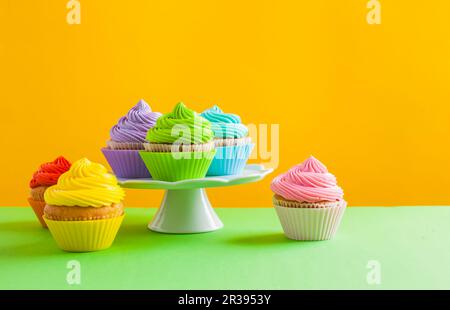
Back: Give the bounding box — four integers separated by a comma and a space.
44, 215, 124, 252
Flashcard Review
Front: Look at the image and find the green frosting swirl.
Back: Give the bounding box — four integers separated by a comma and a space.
147, 102, 214, 144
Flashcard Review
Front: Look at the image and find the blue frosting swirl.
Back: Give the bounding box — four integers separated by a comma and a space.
200, 105, 248, 139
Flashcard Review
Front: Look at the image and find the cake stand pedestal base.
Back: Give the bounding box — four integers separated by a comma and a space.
149, 188, 223, 234
118, 164, 273, 234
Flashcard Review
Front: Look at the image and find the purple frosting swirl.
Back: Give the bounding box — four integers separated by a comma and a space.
110, 99, 162, 143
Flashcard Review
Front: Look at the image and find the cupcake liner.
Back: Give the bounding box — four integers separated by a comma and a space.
214, 137, 252, 147
101, 148, 151, 179
139, 150, 216, 181
106, 140, 145, 150
206, 143, 254, 176
274, 200, 347, 241
272, 196, 341, 209
44, 215, 124, 252
27, 197, 47, 228
143, 142, 214, 153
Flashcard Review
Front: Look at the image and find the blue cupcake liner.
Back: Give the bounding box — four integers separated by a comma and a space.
206, 144, 254, 176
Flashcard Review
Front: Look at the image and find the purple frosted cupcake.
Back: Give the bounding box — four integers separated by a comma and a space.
102, 99, 161, 178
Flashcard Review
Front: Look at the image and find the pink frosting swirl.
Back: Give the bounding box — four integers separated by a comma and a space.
270, 156, 344, 202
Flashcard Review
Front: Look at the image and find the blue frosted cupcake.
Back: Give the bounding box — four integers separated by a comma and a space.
200, 105, 253, 176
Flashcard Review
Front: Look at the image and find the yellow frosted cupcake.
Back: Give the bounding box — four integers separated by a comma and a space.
43, 158, 125, 252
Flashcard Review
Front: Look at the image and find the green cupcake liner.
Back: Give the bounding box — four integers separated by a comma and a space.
139, 150, 216, 182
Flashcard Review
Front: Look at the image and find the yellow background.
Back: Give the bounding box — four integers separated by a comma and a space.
1, 0, 449, 207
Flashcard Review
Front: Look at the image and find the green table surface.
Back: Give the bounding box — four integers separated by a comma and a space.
1, 207, 449, 290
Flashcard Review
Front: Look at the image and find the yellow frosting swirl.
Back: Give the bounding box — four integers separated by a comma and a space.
44, 158, 125, 207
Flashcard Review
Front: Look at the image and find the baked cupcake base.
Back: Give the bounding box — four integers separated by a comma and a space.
143, 141, 214, 153
106, 140, 144, 150
274, 197, 347, 241
30, 186, 47, 201
273, 195, 341, 209
213, 137, 252, 147
44, 203, 124, 221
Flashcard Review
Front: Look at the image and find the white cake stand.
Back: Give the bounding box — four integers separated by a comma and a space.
118, 164, 273, 234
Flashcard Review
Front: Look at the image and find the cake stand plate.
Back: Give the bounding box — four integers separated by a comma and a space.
118, 164, 273, 234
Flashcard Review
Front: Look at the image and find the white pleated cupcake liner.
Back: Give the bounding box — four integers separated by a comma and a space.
274, 200, 347, 241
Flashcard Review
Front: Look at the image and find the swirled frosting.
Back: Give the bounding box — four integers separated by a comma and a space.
44, 158, 125, 207
147, 102, 214, 144
200, 105, 248, 139
110, 99, 161, 143
29, 156, 71, 188
270, 156, 344, 202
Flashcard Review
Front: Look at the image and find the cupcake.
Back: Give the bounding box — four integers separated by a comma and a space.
141, 102, 216, 181
28, 156, 71, 228
102, 99, 161, 178
200, 105, 254, 176
43, 158, 125, 252
270, 156, 347, 241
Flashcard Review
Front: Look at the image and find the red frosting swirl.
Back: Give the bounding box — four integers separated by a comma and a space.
29, 156, 71, 188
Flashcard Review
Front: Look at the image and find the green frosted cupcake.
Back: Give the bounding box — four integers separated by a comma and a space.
140, 102, 216, 181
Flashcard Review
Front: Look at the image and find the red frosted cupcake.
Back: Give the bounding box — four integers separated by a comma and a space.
28, 156, 71, 228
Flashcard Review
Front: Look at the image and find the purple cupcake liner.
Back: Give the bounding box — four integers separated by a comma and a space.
101, 148, 151, 179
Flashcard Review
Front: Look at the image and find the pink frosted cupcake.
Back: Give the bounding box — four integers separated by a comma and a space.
270, 156, 347, 240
